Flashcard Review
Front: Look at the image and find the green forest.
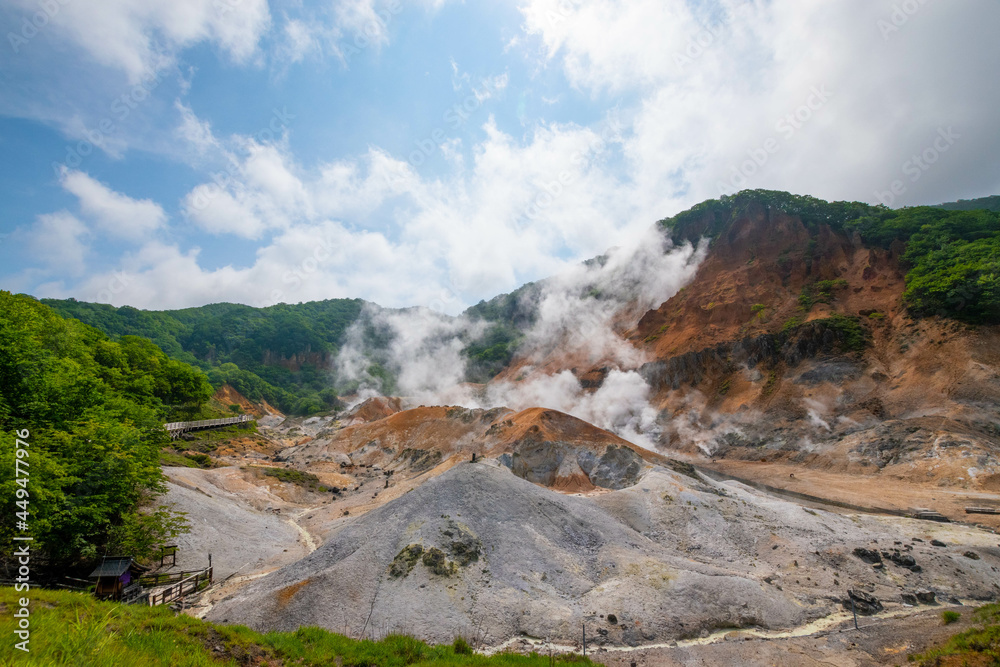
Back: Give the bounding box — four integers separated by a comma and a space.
44, 294, 537, 407
0, 292, 215, 569
847, 206, 1000, 324
44, 298, 364, 415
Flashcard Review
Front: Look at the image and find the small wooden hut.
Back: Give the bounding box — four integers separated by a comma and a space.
88, 557, 148, 601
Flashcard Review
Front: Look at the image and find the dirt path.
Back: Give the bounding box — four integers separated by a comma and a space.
592, 605, 982, 667
483, 602, 974, 658
486, 604, 984, 666
187, 570, 273, 619
183, 507, 321, 620
287, 506, 320, 553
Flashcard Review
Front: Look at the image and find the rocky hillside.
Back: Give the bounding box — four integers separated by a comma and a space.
208, 460, 1000, 647
537, 192, 1000, 492
277, 401, 673, 493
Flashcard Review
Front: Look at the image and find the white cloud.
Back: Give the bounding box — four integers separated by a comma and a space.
183, 186, 268, 239
17, 1, 1000, 318
49, 218, 440, 309
520, 0, 1000, 207
163, 102, 645, 308
5, 0, 272, 83
273, 0, 457, 67
279, 18, 325, 64
19, 211, 90, 276
60, 170, 167, 240
175, 102, 220, 156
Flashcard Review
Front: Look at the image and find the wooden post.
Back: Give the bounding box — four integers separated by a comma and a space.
582, 623, 586, 657
851, 595, 859, 630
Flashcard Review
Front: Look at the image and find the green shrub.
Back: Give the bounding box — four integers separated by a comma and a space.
453, 637, 473, 655
910, 603, 1000, 664
942, 610, 961, 625
252, 466, 331, 493
781, 317, 802, 333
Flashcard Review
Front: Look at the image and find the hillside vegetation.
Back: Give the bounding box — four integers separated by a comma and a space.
40, 190, 1000, 410
911, 603, 1000, 665
659, 190, 1000, 324
0, 292, 215, 567
43, 298, 364, 415
847, 207, 1000, 323
0, 587, 598, 667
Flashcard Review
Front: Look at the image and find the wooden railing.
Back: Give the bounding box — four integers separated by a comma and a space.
139, 568, 213, 587
164, 415, 252, 439
145, 567, 213, 607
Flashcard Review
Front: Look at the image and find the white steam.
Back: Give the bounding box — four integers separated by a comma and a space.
332, 227, 706, 448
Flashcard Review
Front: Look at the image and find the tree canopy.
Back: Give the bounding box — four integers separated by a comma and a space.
0, 292, 212, 568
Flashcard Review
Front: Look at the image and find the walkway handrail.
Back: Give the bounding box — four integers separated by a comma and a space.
164, 414, 252, 432
146, 567, 213, 607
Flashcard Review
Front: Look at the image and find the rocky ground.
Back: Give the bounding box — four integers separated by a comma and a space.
161, 466, 322, 580
593, 604, 982, 667
204, 459, 1000, 648
155, 391, 999, 662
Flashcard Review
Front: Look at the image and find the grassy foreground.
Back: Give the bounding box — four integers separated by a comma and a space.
910, 603, 1000, 665
0, 588, 599, 667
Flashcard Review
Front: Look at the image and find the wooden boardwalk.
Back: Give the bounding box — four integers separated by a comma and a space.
966, 507, 1000, 515
164, 414, 252, 439
142, 567, 213, 607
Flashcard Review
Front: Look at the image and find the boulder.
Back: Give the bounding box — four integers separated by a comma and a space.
844, 590, 883, 615
853, 547, 882, 564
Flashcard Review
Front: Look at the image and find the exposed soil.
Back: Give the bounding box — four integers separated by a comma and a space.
594, 605, 982, 667
695, 458, 1000, 532
208, 462, 1000, 647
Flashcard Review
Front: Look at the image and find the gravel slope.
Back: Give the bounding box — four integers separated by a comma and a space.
206, 461, 1000, 647
161, 467, 312, 580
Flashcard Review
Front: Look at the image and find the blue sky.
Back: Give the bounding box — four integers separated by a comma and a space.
1, 0, 998, 313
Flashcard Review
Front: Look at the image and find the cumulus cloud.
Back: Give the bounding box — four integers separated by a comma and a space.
126, 102, 644, 310
17, 211, 90, 276
61, 170, 167, 240
4, 0, 272, 83
520, 0, 1000, 207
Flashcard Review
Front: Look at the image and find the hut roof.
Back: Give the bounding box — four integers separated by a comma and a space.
88, 557, 147, 578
